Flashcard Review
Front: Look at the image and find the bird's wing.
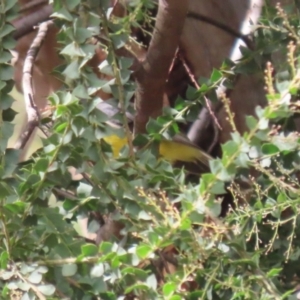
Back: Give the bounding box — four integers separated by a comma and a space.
96, 100, 212, 166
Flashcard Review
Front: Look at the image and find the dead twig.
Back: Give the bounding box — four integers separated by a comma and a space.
14, 20, 53, 150
187, 83, 226, 149
52, 188, 77, 200
180, 55, 221, 129
179, 55, 221, 151
16, 271, 46, 300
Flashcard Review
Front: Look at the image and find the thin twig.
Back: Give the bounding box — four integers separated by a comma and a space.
14, 20, 53, 150
168, 48, 179, 76
16, 272, 46, 300
187, 0, 263, 146
180, 55, 221, 151
52, 188, 77, 200
34, 256, 99, 266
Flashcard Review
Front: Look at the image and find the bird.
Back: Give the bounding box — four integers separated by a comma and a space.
96, 101, 212, 169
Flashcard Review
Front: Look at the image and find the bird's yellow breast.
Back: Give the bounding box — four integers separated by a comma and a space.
103, 135, 128, 158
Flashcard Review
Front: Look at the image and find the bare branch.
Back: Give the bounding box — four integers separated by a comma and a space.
187, 85, 226, 146
12, 5, 52, 40
16, 272, 46, 300
14, 20, 53, 150
179, 55, 221, 152
134, 0, 189, 134
186, 11, 254, 50
19, 0, 48, 13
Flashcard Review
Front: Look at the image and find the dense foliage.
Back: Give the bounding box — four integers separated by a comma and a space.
1, 1, 300, 299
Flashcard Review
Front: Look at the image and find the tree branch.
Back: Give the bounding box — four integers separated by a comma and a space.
12, 4, 52, 40
14, 21, 53, 150
134, 0, 189, 134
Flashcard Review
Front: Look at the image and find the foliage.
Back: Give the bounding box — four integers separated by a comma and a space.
1, 0, 300, 299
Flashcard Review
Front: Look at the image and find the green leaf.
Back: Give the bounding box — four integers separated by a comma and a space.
260, 157, 271, 168
0, 271, 14, 280
71, 116, 87, 136
163, 282, 176, 297
0, 182, 11, 198
0, 251, 9, 269
146, 274, 157, 290
0, 50, 12, 63
0, 122, 14, 152
38, 284, 56, 296
77, 182, 92, 197
218, 243, 230, 253
92, 277, 107, 293
271, 134, 298, 151
222, 140, 239, 157
257, 117, 269, 130
199, 83, 209, 92
0, 93, 14, 110
63, 60, 80, 79
100, 241, 113, 254
0, 82, 6, 91
51, 7, 74, 21
119, 57, 133, 69
4, 0, 18, 12
146, 118, 163, 135
136, 245, 152, 259
210, 69, 222, 82
3, 148, 19, 177
267, 268, 282, 278
91, 263, 104, 278
180, 218, 191, 230
209, 159, 234, 181
0, 65, 13, 81
81, 244, 98, 256
61, 43, 86, 57
74, 28, 92, 43
20, 264, 36, 275
209, 180, 226, 195
110, 32, 128, 49
147, 232, 159, 246
62, 264, 78, 277
4, 202, 26, 214
189, 211, 204, 223
36, 266, 48, 274
34, 158, 49, 173
170, 295, 182, 300
73, 84, 89, 99
2, 37, 16, 50
246, 115, 258, 130
206, 200, 221, 218
2, 107, 17, 122
0, 25, 15, 38
17, 282, 30, 292
27, 271, 42, 284
99, 60, 114, 76
138, 210, 152, 220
